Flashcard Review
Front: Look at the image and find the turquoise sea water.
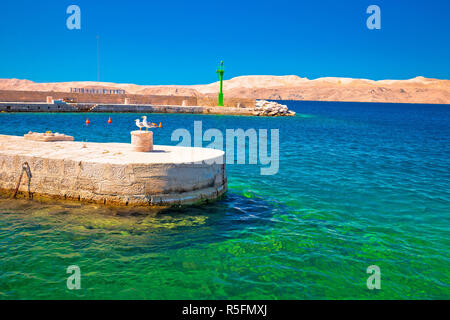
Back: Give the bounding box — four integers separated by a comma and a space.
0, 101, 449, 299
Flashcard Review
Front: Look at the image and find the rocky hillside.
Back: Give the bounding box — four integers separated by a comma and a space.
1, 75, 449, 104
197, 76, 450, 104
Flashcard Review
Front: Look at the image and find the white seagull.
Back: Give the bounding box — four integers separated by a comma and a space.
135, 119, 144, 131
141, 116, 155, 131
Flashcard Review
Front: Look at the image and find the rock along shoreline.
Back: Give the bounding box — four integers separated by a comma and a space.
253, 100, 296, 117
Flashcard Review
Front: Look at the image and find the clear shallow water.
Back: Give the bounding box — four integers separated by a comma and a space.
0, 101, 449, 299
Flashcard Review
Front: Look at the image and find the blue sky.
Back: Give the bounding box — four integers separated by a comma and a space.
0, 0, 449, 84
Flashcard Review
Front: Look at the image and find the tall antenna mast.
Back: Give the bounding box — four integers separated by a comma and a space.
96, 35, 100, 81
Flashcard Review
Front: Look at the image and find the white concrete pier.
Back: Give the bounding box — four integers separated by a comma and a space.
0, 135, 226, 207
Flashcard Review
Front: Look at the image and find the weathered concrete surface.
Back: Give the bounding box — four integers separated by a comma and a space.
0, 102, 78, 112
0, 102, 255, 116
0, 135, 226, 207
90, 104, 255, 115
24, 132, 74, 142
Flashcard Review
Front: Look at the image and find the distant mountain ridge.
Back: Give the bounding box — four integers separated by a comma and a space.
1, 75, 449, 104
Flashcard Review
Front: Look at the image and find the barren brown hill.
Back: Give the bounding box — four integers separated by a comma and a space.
1, 75, 449, 104
195, 75, 450, 104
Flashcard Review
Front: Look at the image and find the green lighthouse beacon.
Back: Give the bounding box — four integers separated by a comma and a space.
216, 60, 224, 106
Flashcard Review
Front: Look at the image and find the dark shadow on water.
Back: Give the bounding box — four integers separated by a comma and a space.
149, 192, 281, 249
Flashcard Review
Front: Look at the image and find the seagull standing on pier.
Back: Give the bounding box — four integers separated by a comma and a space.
135, 119, 144, 131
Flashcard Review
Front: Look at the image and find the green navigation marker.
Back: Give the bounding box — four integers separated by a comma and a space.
216, 60, 224, 106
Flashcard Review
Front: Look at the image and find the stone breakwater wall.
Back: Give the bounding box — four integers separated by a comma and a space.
197, 96, 256, 108
0, 101, 297, 117
90, 104, 255, 115
0, 100, 296, 117
0, 90, 197, 106
0, 135, 227, 207
0, 90, 255, 108
0, 102, 255, 115
0, 102, 78, 112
